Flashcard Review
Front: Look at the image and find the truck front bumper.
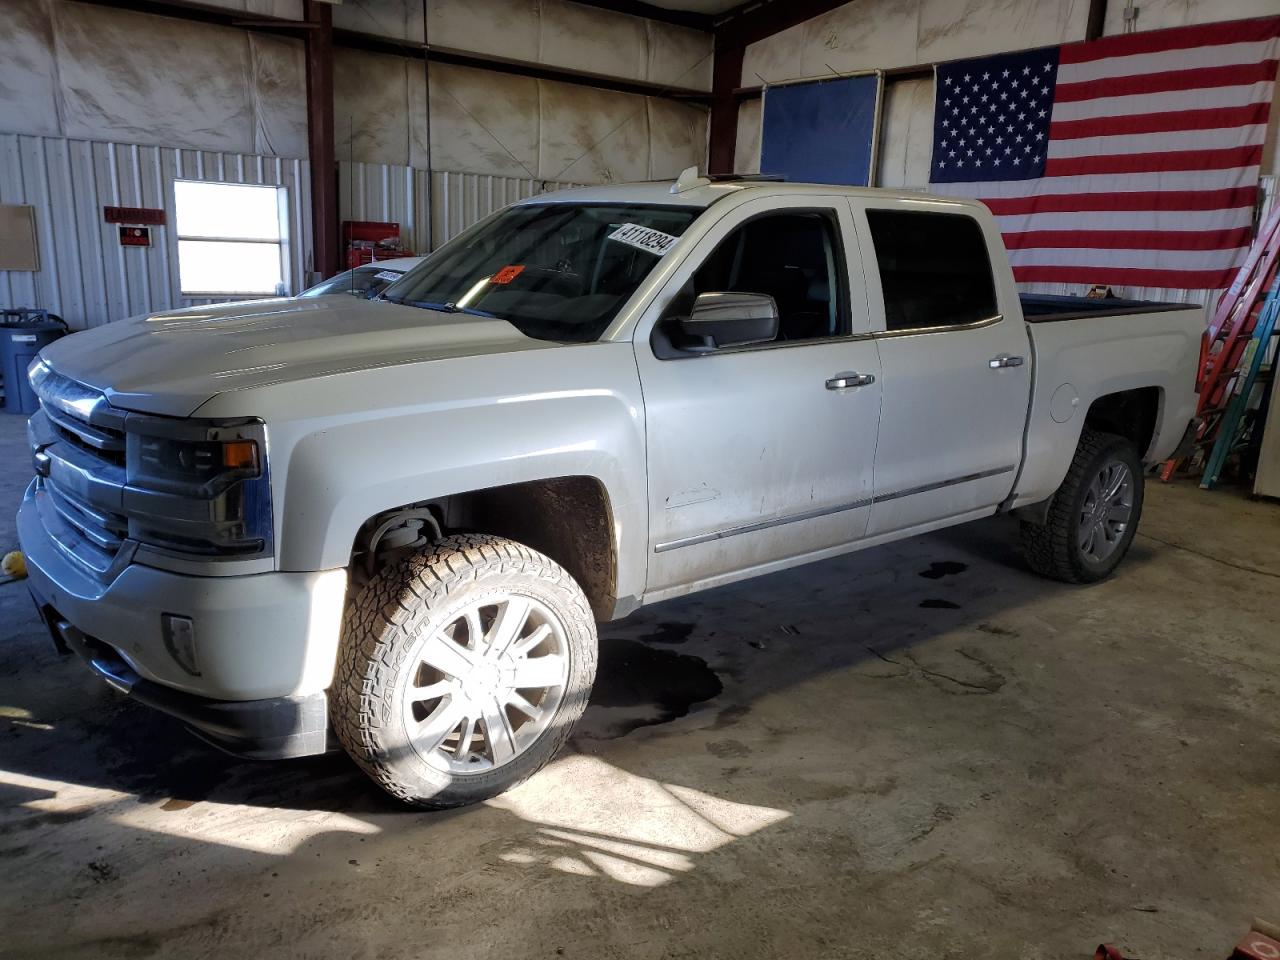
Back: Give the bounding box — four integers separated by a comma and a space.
18, 481, 346, 759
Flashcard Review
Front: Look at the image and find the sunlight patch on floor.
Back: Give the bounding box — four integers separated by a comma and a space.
488, 755, 790, 886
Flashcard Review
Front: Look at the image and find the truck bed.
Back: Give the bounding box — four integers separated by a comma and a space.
1020, 293, 1200, 323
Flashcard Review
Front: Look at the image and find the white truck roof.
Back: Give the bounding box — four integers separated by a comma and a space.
515, 177, 983, 212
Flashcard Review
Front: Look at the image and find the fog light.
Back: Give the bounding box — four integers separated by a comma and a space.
161, 614, 201, 676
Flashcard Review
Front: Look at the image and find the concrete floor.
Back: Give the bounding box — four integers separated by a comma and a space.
1, 411, 1279, 960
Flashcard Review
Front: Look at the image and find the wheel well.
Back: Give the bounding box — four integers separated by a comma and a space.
351, 477, 617, 620
1084, 387, 1160, 459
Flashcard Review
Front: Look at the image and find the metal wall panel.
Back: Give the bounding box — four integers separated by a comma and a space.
0, 134, 309, 328
339, 161, 581, 253
430, 170, 584, 246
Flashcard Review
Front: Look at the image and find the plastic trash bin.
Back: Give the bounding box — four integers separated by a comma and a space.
2, 309, 67, 415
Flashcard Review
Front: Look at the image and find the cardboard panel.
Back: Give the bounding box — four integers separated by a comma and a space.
647, 98, 709, 179
54, 4, 255, 152
538, 81, 650, 183
647, 21, 713, 91
876, 77, 935, 188
334, 49, 415, 166
250, 34, 308, 159
798, 0, 919, 76
428, 64, 540, 178
430, 0, 540, 63
917, 0, 1087, 62
0, 0, 62, 137
734, 99, 762, 174
538, 0, 647, 82
0, 205, 39, 271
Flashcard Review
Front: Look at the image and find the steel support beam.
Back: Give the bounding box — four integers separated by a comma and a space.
303, 0, 339, 280
335, 30, 710, 103
565, 0, 712, 32
708, 39, 745, 175
1085, 0, 1108, 41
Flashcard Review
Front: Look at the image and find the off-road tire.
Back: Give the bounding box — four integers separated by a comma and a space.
333, 533, 597, 808
1020, 429, 1144, 584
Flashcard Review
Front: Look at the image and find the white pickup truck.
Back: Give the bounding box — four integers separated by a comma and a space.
18, 172, 1202, 807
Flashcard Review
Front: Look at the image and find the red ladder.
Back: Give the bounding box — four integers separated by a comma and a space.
1159, 206, 1280, 481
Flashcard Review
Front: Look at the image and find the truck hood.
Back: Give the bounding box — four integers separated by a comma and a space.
39, 296, 555, 417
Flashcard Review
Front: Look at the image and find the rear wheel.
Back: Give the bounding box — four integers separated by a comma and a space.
1020, 429, 1144, 584
333, 534, 597, 808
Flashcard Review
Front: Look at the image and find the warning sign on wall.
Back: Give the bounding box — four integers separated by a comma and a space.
119, 226, 152, 247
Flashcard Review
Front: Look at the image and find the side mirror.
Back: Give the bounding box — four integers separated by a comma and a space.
679, 292, 779, 351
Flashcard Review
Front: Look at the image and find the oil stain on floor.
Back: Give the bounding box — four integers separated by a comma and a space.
574, 637, 723, 740
918, 561, 968, 580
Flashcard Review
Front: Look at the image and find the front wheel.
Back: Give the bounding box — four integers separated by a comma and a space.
1020, 429, 1145, 584
333, 534, 597, 808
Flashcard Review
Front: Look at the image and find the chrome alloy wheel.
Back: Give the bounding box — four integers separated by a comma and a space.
1078, 460, 1134, 564
402, 594, 570, 774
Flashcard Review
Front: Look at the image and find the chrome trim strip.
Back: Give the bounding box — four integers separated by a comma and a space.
42, 402, 125, 453
870, 465, 1017, 504
654, 497, 873, 553
872, 313, 1002, 339
653, 464, 1018, 553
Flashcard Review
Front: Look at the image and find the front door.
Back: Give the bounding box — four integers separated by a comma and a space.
634, 195, 883, 597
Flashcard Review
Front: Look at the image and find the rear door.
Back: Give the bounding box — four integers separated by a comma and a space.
634, 195, 882, 596
854, 203, 1032, 537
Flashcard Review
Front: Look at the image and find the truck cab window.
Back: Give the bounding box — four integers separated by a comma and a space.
865, 209, 997, 331
693, 211, 845, 342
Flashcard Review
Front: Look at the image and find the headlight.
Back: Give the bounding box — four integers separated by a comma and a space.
124, 416, 272, 558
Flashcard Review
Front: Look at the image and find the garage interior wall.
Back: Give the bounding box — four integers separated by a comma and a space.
0, 0, 711, 328
731, 0, 1280, 306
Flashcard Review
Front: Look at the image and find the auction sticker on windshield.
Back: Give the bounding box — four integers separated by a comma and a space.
492, 265, 526, 285
608, 223, 678, 257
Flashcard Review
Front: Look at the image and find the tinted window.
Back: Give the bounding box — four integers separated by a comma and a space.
383, 203, 699, 343
692, 211, 845, 342
865, 210, 997, 331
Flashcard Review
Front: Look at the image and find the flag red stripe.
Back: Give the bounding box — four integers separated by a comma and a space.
1012, 264, 1236, 288
1002, 227, 1252, 251
1048, 103, 1271, 140
1053, 60, 1278, 103
934, 16, 1280, 293
1059, 15, 1280, 65
980, 187, 1258, 216
1043, 144, 1262, 177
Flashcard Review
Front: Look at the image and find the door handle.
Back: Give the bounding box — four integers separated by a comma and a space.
989, 354, 1025, 369
826, 372, 875, 390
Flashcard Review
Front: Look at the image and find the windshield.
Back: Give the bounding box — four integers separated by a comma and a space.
381, 203, 700, 343
300, 264, 407, 299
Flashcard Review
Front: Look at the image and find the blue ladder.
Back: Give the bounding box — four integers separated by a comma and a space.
1201, 275, 1280, 490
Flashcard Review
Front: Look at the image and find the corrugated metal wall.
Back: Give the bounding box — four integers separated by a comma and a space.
0, 134, 310, 328
0, 133, 588, 330
339, 162, 582, 253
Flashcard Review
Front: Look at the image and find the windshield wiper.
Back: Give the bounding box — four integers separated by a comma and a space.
384, 297, 495, 319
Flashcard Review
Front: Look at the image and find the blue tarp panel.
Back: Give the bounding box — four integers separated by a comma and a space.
760, 75, 880, 186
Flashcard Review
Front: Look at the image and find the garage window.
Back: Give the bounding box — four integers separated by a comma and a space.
174, 181, 288, 296
865, 209, 997, 331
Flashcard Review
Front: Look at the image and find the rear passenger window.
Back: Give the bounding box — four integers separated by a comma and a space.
865, 210, 997, 332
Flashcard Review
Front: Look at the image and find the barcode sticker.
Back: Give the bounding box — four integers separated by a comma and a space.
374, 270, 402, 282
607, 223, 678, 257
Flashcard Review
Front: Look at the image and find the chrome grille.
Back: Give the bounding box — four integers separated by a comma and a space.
28, 364, 131, 575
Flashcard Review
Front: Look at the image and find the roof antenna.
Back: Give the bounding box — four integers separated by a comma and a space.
670, 166, 711, 195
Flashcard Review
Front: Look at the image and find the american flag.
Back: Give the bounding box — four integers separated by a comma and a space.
931, 16, 1280, 292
